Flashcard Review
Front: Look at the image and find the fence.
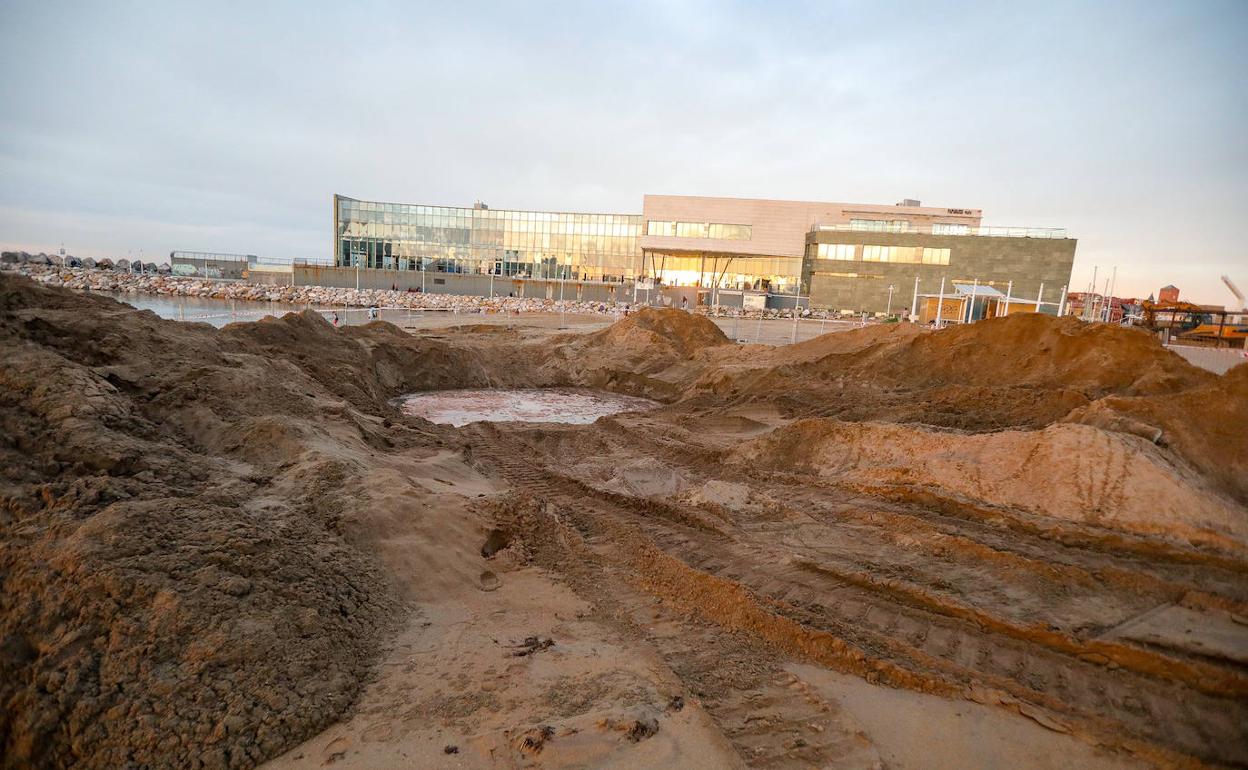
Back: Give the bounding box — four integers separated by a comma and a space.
1165, 344, 1248, 375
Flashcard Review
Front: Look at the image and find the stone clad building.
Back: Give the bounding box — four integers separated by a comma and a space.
803, 227, 1077, 315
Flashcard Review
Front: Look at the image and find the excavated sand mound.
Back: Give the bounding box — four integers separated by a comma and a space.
589, 307, 730, 357
3, 272, 1246, 769
732, 419, 1247, 552
0, 278, 501, 769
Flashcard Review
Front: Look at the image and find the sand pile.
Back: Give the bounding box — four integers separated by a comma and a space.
731, 419, 1247, 552
0, 275, 534, 769
1065, 362, 1248, 505
861, 313, 1210, 396
548, 308, 731, 398
590, 307, 730, 356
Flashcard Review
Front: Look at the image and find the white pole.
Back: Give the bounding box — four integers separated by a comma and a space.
886, 284, 895, 317
1087, 266, 1098, 320
1103, 271, 1114, 322
1004, 280, 1013, 317
1058, 285, 1068, 317
559, 276, 565, 329
1036, 282, 1045, 314
490, 272, 494, 299
911, 276, 920, 322
936, 276, 946, 328
967, 279, 978, 323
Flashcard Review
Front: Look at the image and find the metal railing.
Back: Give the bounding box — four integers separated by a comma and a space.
815, 223, 1068, 239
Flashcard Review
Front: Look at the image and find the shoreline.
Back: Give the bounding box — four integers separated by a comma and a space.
0, 263, 830, 320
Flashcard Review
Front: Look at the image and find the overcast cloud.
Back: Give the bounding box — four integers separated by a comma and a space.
1, 0, 1245, 303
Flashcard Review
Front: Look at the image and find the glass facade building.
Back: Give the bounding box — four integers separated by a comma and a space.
334, 195, 642, 282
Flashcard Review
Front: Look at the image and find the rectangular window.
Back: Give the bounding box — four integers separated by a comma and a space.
708, 223, 752, 240
676, 221, 708, 238
646, 220, 675, 236
922, 247, 951, 265
932, 223, 970, 235
817, 243, 857, 261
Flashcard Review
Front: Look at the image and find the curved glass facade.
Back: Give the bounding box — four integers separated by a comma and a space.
335, 195, 642, 282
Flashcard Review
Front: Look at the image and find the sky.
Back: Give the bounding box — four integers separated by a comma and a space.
1, 0, 1245, 304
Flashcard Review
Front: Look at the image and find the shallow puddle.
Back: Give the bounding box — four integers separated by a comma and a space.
396, 388, 659, 426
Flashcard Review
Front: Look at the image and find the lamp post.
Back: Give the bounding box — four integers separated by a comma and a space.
886, 284, 895, 318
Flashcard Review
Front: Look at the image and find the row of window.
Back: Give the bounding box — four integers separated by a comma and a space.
814, 243, 952, 266
645, 220, 753, 240
849, 218, 912, 233
865, 246, 951, 265
338, 197, 639, 227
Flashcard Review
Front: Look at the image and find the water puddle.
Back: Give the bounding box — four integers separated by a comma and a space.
396, 388, 659, 426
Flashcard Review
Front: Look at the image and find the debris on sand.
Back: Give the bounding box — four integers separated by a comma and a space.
514, 724, 556, 755
598, 713, 660, 742
508, 636, 556, 657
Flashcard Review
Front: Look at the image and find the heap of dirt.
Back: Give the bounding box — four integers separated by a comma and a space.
731, 418, 1248, 553
590, 307, 730, 357
0, 274, 540, 769
546, 307, 731, 399
861, 313, 1211, 396
692, 313, 1220, 431
1065, 362, 1248, 505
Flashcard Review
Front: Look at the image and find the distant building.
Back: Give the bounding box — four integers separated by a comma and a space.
1158, 285, 1180, 303
1065, 291, 1129, 323
331, 193, 1077, 313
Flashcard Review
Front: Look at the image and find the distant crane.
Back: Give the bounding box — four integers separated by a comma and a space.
1222, 275, 1246, 311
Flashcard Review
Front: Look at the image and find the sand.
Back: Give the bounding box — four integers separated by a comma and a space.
2, 274, 1246, 769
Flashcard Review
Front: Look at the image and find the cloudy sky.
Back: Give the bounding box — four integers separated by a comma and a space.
2, 0, 1244, 303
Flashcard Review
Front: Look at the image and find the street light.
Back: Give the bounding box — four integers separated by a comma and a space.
886, 284, 895, 318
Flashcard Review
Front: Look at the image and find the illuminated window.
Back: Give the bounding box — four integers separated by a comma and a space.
708, 223, 752, 240
817, 244, 857, 261
646, 220, 675, 236
922, 247, 951, 265
861, 246, 924, 263
851, 219, 911, 233
932, 223, 970, 235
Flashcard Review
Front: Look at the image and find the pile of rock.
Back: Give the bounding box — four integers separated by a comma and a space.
1, 251, 169, 274
2, 261, 851, 320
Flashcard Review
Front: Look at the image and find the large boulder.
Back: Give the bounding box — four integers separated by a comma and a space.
29, 253, 52, 266
81, 257, 97, 269
114, 258, 130, 271
0, 252, 18, 264
96, 257, 114, 269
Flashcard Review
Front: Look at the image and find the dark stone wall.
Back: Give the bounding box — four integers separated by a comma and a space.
803, 232, 1077, 314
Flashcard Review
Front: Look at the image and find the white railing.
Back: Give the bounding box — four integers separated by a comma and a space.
815, 223, 1068, 239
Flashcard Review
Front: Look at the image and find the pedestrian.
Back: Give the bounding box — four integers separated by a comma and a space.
680, 296, 688, 311
332, 311, 339, 327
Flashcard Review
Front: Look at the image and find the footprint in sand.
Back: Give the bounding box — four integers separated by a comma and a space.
479, 570, 501, 592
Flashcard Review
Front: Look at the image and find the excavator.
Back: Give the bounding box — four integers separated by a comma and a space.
1140, 275, 1248, 345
